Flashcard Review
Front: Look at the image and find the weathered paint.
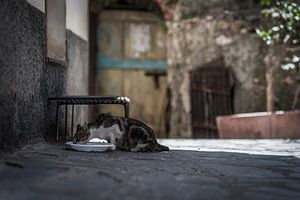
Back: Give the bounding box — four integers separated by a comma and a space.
124, 21, 166, 60
97, 22, 122, 58
97, 10, 166, 61
128, 23, 151, 57
97, 55, 167, 71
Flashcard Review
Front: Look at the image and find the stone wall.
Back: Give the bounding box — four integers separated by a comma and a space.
165, 0, 266, 137
163, 0, 300, 137
0, 0, 89, 151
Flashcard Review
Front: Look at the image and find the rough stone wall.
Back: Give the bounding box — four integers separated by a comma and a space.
165, 0, 266, 137
157, 0, 260, 21
0, 0, 89, 151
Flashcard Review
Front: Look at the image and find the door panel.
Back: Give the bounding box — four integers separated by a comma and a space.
124, 22, 154, 59
123, 70, 167, 135
96, 10, 167, 137
98, 22, 122, 58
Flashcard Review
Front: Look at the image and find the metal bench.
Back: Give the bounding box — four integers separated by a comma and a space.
48, 96, 130, 141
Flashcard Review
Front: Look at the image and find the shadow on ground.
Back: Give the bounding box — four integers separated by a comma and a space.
0, 143, 300, 200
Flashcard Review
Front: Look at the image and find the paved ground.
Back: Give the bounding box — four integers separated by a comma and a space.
0, 139, 300, 200
161, 139, 300, 158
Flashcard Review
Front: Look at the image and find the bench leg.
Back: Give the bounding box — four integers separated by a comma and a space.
56, 104, 60, 141
124, 103, 129, 118
65, 105, 68, 139
71, 104, 74, 137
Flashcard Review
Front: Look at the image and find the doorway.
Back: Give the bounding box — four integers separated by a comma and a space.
190, 58, 235, 138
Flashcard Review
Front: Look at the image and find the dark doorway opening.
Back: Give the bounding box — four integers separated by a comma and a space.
190, 58, 235, 138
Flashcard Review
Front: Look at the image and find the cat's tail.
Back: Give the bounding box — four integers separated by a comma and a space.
156, 143, 169, 151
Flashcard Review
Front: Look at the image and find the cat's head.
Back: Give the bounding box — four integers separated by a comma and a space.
73, 123, 90, 143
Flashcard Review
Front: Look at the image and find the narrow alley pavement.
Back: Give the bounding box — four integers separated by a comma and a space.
0, 139, 300, 200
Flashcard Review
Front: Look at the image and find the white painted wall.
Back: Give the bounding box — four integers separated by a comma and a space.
27, 0, 89, 41
66, 0, 88, 41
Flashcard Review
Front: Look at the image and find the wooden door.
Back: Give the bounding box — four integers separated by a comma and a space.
190, 58, 234, 138
96, 10, 167, 137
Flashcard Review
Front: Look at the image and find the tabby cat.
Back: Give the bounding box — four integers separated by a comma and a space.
73, 113, 169, 152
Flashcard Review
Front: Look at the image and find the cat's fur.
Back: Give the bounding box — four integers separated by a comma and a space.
73, 113, 169, 152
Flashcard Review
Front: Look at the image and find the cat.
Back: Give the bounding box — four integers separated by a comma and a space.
73, 113, 169, 152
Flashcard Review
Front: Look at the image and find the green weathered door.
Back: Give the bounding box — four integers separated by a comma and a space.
96, 10, 167, 137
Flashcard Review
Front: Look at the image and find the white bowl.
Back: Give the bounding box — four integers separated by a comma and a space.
65, 141, 115, 152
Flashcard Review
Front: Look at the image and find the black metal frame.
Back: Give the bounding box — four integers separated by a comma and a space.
48, 96, 130, 141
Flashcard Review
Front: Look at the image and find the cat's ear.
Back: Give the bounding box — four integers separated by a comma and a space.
103, 117, 115, 128
98, 113, 112, 119
104, 113, 112, 117
76, 124, 82, 130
